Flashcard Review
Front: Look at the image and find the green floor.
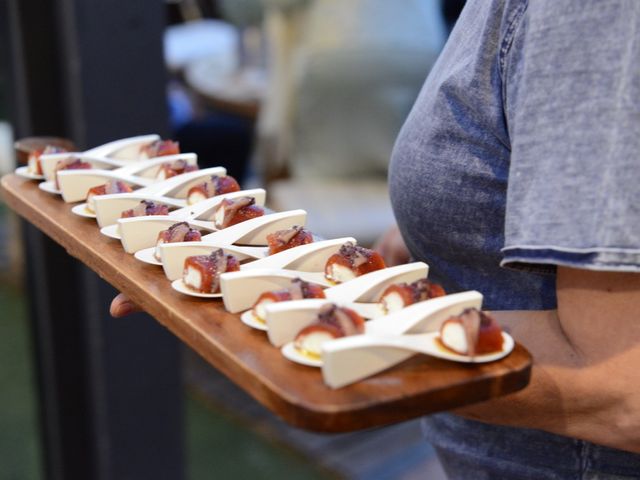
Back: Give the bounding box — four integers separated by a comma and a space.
0, 286, 41, 480
187, 394, 329, 480
0, 284, 330, 480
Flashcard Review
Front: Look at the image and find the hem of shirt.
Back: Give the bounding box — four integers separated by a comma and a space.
500, 246, 640, 274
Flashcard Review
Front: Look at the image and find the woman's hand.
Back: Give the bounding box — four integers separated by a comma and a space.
373, 224, 411, 266
110, 293, 142, 317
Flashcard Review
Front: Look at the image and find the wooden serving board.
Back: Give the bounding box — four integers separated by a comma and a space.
1, 173, 532, 432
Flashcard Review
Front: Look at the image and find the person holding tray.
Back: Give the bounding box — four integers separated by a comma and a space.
113, 0, 640, 477
374, 0, 640, 477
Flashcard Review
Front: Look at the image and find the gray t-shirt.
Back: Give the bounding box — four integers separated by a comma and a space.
389, 0, 640, 476
390, 0, 640, 312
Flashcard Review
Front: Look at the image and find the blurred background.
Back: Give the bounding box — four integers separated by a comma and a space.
0, 0, 465, 478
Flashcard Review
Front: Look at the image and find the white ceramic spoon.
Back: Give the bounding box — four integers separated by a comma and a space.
38, 181, 64, 195
38, 154, 139, 195
133, 247, 164, 265
38, 134, 161, 181
282, 330, 514, 371
57, 169, 154, 203
240, 298, 383, 336
262, 262, 430, 343
40, 153, 131, 183
70, 154, 200, 217
275, 290, 482, 358
323, 262, 429, 303
99, 196, 189, 239
93, 166, 226, 227
15, 166, 44, 180
110, 153, 198, 178
71, 203, 99, 218
120, 188, 266, 253
364, 290, 483, 336
135, 242, 269, 267
81, 134, 162, 159
168, 240, 333, 298
172, 269, 328, 299
218, 237, 355, 312
278, 291, 484, 387
238, 261, 429, 333
240, 310, 270, 331
159, 210, 310, 281
170, 279, 223, 298
319, 331, 514, 388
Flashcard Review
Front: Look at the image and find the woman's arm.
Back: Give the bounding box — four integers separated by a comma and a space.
456, 266, 640, 453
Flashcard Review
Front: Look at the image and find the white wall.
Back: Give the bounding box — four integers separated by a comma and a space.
0, 122, 14, 175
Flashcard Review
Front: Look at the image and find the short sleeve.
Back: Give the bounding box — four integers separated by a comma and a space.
501, 0, 640, 273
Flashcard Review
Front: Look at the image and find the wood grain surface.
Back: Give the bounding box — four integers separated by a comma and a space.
1, 173, 532, 432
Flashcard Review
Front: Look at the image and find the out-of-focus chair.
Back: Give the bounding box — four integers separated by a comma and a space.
256, 0, 446, 244
163, 0, 267, 181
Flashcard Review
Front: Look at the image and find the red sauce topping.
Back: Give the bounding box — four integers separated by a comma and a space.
266, 226, 314, 255
141, 139, 180, 158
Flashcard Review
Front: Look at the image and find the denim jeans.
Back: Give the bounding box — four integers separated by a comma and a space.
423, 414, 640, 479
